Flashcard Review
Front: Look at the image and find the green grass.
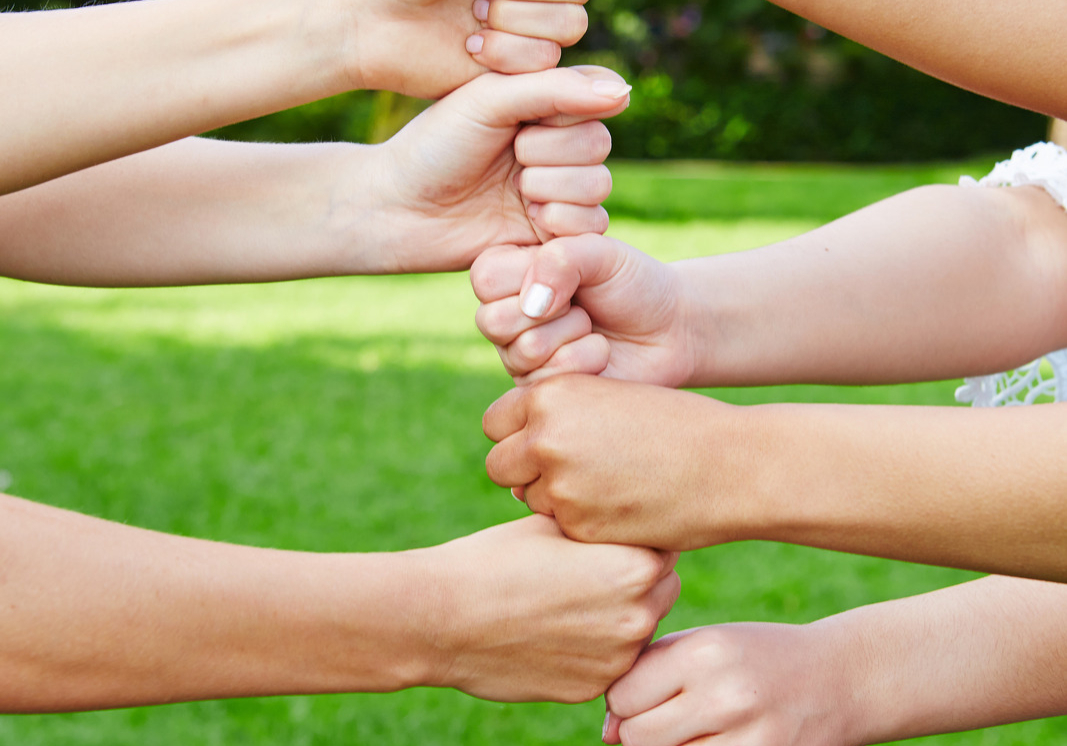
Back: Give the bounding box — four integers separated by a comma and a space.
1, 158, 1064, 745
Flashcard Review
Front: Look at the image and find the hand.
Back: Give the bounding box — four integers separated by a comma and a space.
420, 515, 681, 703
359, 66, 628, 273
351, 0, 591, 98
602, 623, 853, 746
483, 375, 750, 550
472, 233, 693, 386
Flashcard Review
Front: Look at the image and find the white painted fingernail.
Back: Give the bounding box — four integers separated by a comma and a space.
602, 712, 610, 741
592, 81, 633, 99
473, 0, 489, 21
521, 283, 554, 319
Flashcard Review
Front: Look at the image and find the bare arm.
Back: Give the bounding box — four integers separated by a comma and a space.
768, 0, 1067, 120
603, 575, 1067, 746
483, 375, 1067, 581
0, 0, 586, 195
0, 67, 627, 285
0, 494, 677, 712
475, 181, 1067, 387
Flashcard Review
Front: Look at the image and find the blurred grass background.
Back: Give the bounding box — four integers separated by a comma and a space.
1, 158, 1064, 745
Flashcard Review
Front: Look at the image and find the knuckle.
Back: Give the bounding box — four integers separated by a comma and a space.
557, 5, 588, 46
513, 329, 549, 368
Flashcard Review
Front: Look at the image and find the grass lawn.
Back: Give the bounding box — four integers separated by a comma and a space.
1, 158, 1063, 745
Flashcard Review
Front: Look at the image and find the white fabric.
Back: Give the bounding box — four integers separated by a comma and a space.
956, 142, 1067, 406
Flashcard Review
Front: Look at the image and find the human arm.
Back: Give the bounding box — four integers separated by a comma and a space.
0, 494, 678, 712
0, 66, 626, 286
765, 1, 1067, 121
483, 374, 1067, 581
602, 574, 1067, 746
0, 0, 587, 194
473, 181, 1067, 387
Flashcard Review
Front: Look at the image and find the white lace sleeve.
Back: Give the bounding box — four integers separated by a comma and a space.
955, 142, 1067, 407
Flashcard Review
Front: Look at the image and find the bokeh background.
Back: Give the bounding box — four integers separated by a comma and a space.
3, 1, 1064, 745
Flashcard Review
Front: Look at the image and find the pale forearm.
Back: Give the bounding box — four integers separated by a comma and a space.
824, 575, 1067, 745
0, 493, 432, 712
741, 401, 1067, 580
0, 0, 349, 194
677, 184, 1067, 387
768, 1, 1067, 119
0, 137, 384, 286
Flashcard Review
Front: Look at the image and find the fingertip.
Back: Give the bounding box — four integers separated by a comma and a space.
465, 33, 485, 55
520, 282, 555, 319
603, 711, 622, 744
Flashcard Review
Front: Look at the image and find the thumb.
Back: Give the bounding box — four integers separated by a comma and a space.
518, 233, 627, 320
463, 66, 631, 130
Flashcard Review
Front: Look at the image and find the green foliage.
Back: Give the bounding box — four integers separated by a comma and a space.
2, 161, 1067, 744
565, 0, 1046, 160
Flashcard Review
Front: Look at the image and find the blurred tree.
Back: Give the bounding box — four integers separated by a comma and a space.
8, 0, 1047, 160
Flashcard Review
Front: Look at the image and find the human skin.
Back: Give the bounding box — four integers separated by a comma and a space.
600, 575, 1067, 746
475, 184, 1067, 580
0, 66, 625, 286
0, 496, 679, 712
767, 1, 1067, 121
0, 0, 588, 194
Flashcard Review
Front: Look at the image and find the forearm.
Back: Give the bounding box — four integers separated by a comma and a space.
0, 0, 349, 194
677, 183, 1067, 387
825, 575, 1067, 744
0, 137, 386, 286
768, 1, 1067, 120
0, 493, 435, 712
736, 401, 1067, 580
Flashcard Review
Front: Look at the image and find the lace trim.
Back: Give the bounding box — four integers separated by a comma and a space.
956, 142, 1067, 407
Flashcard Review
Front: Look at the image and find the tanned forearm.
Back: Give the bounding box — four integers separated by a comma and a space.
0, 493, 431, 712
744, 401, 1067, 580
768, 0, 1067, 119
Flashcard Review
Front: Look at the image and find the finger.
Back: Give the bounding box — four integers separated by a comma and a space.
528, 203, 609, 242
606, 643, 687, 719
483, 386, 530, 443
516, 121, 612, 167
649, 570, 682, 623
514, 333, 610, 384
603, 710, 623, 744
534, 66, 630, 127
519, 165, 612, 206
468, 30, 561, 74
517, 233, 627, 319
657, 551, 680, 579
470, 244, 532, 304
486, 0, 589, 47
485, 434, 542, 489
476, 294, 570, 348
460, 67, 631, 129
502, 305, 594, 375
618, 694, 713, 746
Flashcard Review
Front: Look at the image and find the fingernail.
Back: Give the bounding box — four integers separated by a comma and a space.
521, 283, 554, 319
511, 486, 525, 503
526, 202, 542, 220
473, 0, 489, 21
465, 34, 484, 54
602, 712, 610, 741
592, 81, 633, 99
